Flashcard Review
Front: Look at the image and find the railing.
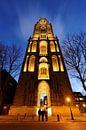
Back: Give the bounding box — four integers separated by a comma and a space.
31, 37, 58, 41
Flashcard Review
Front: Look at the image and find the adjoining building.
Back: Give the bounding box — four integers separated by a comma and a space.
0, 70, 17, 114
73, 92, 86, 113
9, 18, 79, 117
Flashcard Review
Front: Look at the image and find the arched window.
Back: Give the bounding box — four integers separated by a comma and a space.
28, 55, 35, 72
58, 55, 64, 71
50, 41, 55, 52
23, 56, 29, 72
38, 63, 49, 79
39, 41, 47, 55
39, 57, 48, 62
31, 41, 37, 52
28, 42, 31, 52
52, 55, 59, 71
55, 41, 59, 52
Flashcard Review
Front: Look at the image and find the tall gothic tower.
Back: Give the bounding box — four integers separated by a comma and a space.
9, 18, 79, 116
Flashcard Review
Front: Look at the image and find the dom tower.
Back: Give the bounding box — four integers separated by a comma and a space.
9, 18, 79, 116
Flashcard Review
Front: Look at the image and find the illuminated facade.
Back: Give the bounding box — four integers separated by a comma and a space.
9, 18, 78, 116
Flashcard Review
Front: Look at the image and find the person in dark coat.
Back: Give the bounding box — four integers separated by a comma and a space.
41, 110, 45, 121
45, 109, 48, 121
38, 109, 41, 121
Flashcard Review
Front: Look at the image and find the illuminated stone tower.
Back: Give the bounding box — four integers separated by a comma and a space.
9, 18, 79, 116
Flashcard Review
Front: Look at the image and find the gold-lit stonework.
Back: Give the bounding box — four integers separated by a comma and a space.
52, 55, 59, 71
9, 18, 80, 117
38, 63, 49, 79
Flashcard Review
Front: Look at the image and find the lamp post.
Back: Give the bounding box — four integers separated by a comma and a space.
82, 103, 86, 113
66, 97, 74, 120
83, 103, 86, 108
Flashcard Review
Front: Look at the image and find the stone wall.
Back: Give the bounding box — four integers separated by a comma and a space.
9, 105, 80, 117
9, 106, 36, 116
52, 106, 80, 117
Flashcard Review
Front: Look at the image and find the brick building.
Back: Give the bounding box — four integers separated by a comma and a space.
0, 70, 17, 114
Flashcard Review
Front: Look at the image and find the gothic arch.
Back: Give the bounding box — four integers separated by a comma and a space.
58, 55, 64, 71
31, 41, 37, 52
55, 41, 59, 52
23, 55, 29, 72
39, 57, 48, 62
39, 41, 47, 55
38, 63, 49, 79
37, 81, 51, 108
50, 41, 55, 52
52, 55, 59, 71
28, 42, 31, 52
28, 55, 35, 72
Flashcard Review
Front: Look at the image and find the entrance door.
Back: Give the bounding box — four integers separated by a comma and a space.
37, 81, 51, 110
40, 94, 48, 110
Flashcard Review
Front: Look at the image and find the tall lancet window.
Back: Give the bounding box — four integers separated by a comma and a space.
39, 41, 47, 55
55, 41, 60, 52
38, 63, 49, 79
52, 55, 59, 71
31, 41, 37, 52
28, 55, 35, 72
28, 42, 31, 52
58, 55, 64, 71
50, 41, 55, 52
23, 56, 29, 72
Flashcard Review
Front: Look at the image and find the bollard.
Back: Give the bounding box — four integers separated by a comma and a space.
57, 114, 60, 121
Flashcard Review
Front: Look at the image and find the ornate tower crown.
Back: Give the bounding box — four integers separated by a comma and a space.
33, 18, 54, 40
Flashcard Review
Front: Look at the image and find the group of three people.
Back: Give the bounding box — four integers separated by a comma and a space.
38, 108, 48, 121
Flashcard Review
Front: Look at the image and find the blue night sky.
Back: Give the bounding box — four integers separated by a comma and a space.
0, 0, 86, 95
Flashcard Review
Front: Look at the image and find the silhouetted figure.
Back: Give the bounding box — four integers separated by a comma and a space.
38, 109, 41, 121
42, 110, 45, 121
57, 114, 60, 121
24, 113, 26, 119
45, 110, 48, 121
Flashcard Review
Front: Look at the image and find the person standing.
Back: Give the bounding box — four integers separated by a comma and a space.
42, 110, 45, 121
45, 109, 48, 121
38, 109, 41, 121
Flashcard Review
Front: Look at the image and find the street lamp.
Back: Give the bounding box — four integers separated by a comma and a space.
82, 103, 86, 113
83, 103, 86, 108
66, 97, 74, 120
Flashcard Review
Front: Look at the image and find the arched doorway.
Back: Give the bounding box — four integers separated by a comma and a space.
37, 81, 52, 116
